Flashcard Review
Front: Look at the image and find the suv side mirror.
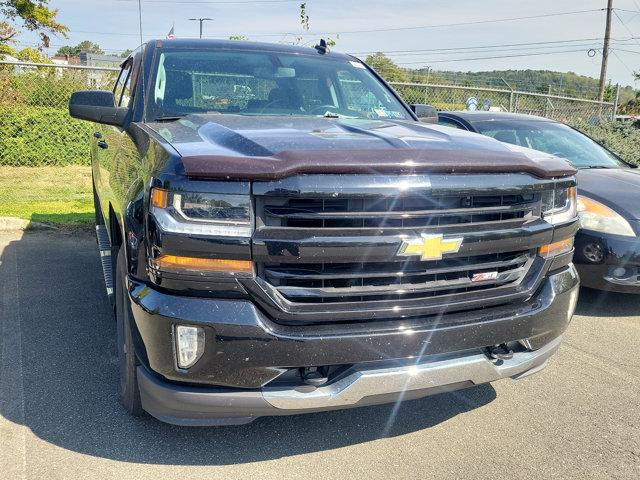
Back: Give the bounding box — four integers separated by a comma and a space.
410, 104, 439, 123
69, 90, 128, 127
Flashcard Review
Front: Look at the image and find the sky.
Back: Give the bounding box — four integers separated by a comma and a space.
9, 0, 640, 88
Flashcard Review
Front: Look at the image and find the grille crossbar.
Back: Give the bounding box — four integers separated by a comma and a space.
262, 194, 538, 229
255, 189, 544, 308
263, 251, 534, 303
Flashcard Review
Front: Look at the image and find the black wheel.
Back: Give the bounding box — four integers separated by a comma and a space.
115, 246, 144, 416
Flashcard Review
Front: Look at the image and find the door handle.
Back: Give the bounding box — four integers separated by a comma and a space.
97, 140, 108, 149
93, 131, 102, 139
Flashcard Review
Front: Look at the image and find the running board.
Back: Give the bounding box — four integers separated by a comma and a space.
96, 225, 114, 302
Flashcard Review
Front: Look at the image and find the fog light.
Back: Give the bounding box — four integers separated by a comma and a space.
175, 325, 205, 369
612, 267, 627, 278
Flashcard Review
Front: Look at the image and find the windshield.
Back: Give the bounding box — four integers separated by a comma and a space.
149, 49, 411, 121
472, 120, 625, 169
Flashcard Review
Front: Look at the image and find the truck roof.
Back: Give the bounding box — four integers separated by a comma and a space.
149, 38, 354, 60
440, 111, 554, 123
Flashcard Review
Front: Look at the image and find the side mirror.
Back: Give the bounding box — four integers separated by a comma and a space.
69, 90, 128, 127
410, 104, 439, 123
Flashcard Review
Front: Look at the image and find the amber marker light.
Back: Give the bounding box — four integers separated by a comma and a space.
152, 255, 254, 274
539, 238, 574, 258
151, 187, 169, 208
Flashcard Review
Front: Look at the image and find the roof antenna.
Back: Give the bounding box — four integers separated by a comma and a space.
314, 39, 329, 54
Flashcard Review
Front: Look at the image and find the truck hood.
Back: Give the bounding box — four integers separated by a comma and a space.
576, 168, 640, 220
146, 114, 575, 180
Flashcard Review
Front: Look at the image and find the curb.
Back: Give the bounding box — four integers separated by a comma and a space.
0, 217, 58, 232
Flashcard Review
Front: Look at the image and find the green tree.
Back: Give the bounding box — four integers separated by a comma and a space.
120, 48, 133, 58
0, 1, 68, 47
364, 52, 408, 82
0, 43, 17, 57
229, 35, 248, 41
55, 40, 104, 57
16, 46, 50, 63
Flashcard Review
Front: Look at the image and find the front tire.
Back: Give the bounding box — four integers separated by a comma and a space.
115, 246, 144, 417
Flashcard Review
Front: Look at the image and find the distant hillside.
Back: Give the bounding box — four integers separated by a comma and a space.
407, 68, 614, 100
365, 53, 638, 110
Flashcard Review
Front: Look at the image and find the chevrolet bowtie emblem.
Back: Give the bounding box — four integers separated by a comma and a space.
398, 234, 463, 261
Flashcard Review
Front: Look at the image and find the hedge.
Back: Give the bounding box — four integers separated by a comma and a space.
0, 106, 93, 166
571, 121, 640, 166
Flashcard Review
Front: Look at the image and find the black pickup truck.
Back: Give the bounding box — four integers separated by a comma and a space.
69, 39, 580, 426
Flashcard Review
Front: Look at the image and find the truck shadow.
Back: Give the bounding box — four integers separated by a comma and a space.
0, 230, 496, 466
575, 287, 640, 317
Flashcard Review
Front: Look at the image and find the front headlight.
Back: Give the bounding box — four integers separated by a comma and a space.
542, 186, 577, 225
577, 196, 635, 237
150, 187, 252, 237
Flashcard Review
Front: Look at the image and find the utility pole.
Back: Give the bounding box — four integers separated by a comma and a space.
189, 17, 213, 38
598, 0, 613, 102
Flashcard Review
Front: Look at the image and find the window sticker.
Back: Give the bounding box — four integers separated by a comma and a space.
349, 61, 366, 69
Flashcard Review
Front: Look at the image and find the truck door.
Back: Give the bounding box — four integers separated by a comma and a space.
93, 60, 133, 225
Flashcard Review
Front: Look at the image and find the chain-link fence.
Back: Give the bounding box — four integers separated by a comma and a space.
0, 61, 619, 226
0, 62, 618, 168
390, 82, 616, 123
0, 61, 118, 167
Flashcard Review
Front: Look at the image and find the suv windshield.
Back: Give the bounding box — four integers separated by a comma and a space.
150, 49, 411, 121
472, 120, 625, 169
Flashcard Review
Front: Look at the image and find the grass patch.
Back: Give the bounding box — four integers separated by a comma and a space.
0, 165, 94, 228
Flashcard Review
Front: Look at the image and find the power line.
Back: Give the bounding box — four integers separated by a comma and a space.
612, 47, 640, 53
284, 9, 604, 35
61, 8, 603, 38
611, 49, 636, 75
351, 37, 609, 55
394, 48, 590, 66
14, 36, 634, 58
113, 0, 300, 3
357, 42, 607, 59
613, 8, 640, 46
352, 38, 639, 61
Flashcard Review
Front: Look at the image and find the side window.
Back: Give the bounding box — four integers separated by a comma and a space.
120, 66, 134, 107
113, 62, 132, 107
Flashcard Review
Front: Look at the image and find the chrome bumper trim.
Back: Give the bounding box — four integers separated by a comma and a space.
262, 336, 562, 411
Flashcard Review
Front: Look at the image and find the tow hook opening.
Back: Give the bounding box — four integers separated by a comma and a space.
300, 366, 329, 387
486, 344, 514, 361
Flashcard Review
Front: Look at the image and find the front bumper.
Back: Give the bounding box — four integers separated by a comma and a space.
138, 335, 563, 426
574, 229, 640, 293
128, 265, 579, 425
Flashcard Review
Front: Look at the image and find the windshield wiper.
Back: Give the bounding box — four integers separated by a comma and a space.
578, 165, 615, 169
155, 116, 184, 122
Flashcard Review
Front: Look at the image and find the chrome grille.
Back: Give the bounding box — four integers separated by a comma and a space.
252, 175, 551, 316
262, 250, 535, 304
262, 193, 539, 229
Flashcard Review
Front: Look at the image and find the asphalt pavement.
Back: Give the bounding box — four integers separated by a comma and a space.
0, 231, 638, 480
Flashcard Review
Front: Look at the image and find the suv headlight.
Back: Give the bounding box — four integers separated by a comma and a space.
542, 186, 577, 225
150, 187, 252, 237
577, 196, 635, 237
